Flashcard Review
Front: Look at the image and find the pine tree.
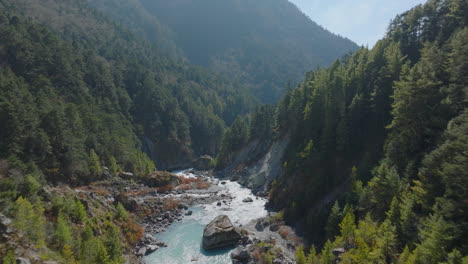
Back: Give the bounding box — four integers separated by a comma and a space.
325, 201, 342, 239
399, 192, 417, 245
13, 197, 46, 247
81, 236, 110, 264
386, 44, 446, 171
103, 221, 124, 263
32, 200, 46, 248
446, 28, 468, 114
89, 149, 102, 178
339, 209, 356, 248
440, 249, 464, 264
296, 245, 307, 264
71, 200, 87, 224
385, 196, 400, 225
13, 196, 31, 233
94, 238, 110, 264
375, 219, 397, 263
307, 246, 319, 264
115, 202, 129, 221
81, 223, 93, 238
363, 162, 401, 219
109, 156, 120, 176
413, 213, 454, 264
62, 244, 77, 264
320, 240, 334, 264
55, 212, 73, 250
398, 245, 412, 264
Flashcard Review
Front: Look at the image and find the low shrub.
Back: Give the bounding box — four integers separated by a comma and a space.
162, 198, 180, 210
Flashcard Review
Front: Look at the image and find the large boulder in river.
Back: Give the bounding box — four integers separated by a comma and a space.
242, 197, 253, 203
203, 215, 241, 250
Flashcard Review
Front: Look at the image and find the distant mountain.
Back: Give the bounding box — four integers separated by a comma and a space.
89, 0, 359, 103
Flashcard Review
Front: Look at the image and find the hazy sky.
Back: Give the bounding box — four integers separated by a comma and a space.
288, 0, 427, 47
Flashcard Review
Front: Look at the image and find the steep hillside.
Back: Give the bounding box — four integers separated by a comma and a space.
89, 0, 359, 103
217, 0, 468, 262
0, 0, 262, 261
0, 0, 256, 174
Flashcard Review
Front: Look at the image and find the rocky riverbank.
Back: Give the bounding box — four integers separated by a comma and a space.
141, 169, 300, 264
230, 215, 299, 264
198, 213, 299, 264
133, 170, 238, 259
0, 167, 299, 264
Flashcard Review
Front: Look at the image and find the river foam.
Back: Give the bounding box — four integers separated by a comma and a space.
144, 170, 267, 264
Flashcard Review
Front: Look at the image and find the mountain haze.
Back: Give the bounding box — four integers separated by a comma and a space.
89, 0, 359, 103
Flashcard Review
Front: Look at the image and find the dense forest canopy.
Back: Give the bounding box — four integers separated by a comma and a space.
0, 0, 466, 263
88, 0, 359, 104
0, 0, 259, 261
218, 0, 467, 262
0, 0, 259, 176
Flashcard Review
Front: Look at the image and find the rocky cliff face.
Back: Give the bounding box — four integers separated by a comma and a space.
215, 136, 289, 193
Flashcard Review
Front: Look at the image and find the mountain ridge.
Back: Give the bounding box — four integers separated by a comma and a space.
89, 0, 359, 103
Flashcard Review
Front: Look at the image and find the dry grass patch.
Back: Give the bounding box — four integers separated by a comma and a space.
157, 184, 174, 193
176, 176, 210, 190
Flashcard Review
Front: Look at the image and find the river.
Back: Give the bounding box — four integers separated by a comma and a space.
144, 170, 268, 264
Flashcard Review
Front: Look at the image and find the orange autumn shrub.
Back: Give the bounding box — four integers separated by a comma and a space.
122, 219, 144, 244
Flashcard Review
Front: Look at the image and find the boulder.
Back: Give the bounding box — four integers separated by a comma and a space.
120, 172, 134, 180
193, 155, 215, 170
202, 215, 241, 250
185, 210, 193, 216
0, 213, 13, 234
127, 197, 144, 211
242, 197, 253, 203
142, 171, 181, 188
254, 219, 270, 232
269, 223, 280, 232
16, 258, 31, 264
144, 245, 159, 255
178, 204, 188, 210
333, 247, 346, 256
231, 246, 251, 263
137, 247, 147, 256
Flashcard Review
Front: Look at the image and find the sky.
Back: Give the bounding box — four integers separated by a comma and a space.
288, 0, 427, 47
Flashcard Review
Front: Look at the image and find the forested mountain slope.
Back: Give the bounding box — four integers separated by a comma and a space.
0, 0, 256, 176
89, 0, 359, 103
0, 0, 261, 261
217, 0, 468, 262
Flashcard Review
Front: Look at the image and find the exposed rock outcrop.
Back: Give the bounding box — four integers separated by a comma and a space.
202, 215, 241, 250
215, 137, 289, 193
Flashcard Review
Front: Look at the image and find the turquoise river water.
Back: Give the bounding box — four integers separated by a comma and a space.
144, 170, 267, 264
